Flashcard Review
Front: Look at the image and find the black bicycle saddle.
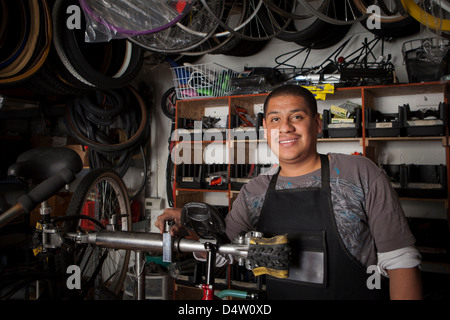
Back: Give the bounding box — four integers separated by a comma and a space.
7, 147, 83, 183
181, 202, 228, 243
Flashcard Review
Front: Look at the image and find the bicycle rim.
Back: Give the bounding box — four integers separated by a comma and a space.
64, 168, 132, 299
401, 0, 450, 31
263, 0, 314, 19
78, 0, 193, 36
183, 3, 250, 55
299, 0, 367, 25
200, 0, 292, 41
129, 0, 223, 54
354, 0, 412, 23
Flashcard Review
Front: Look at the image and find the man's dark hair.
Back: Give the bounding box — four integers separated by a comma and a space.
263, 85, 317, 118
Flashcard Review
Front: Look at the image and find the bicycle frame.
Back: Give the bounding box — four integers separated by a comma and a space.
66, 229, 254, 300
0, 161, 287, 300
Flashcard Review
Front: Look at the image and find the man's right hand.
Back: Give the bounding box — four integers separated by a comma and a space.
155, 207, 183, 236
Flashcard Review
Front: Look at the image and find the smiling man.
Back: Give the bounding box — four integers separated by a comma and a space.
156, 84, 423, 300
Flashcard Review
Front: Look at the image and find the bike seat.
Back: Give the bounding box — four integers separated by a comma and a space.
181, 202, 229, 244
7, 147, 83, 183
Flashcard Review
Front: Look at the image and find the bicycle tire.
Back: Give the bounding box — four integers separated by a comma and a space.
351, 0, 420, 37
276, 14, 351, 47
65, 86, 148, 154
52, 0, 144, 90
263, 0, 314, 19
0, 0, 52, 86
401, 0, 450, 31
161, 87, 177, 120
63, 168, 132, 299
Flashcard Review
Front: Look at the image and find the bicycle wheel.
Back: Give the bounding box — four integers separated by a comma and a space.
78, 0, 193, 37
354, 0, 407, 23
129, 0, 223, 54
298, 0, 367, 25
354, 0, 420, 37
401, 0, 450, 31
264, 0, 314, 19
52, 0, 144, 90
182, 0, 251, 55
161, 87, 177, 120
200, 0, 292, 41
63, 168, 132, 299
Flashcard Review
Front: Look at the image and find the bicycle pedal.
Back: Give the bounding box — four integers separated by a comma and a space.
247, 234, 290, 279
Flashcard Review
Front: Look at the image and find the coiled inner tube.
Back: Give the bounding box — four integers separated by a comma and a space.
65, 86, 148, 181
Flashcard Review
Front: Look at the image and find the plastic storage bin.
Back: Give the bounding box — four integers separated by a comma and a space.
365, 107, 404, 137
382, 164, 404, 196
323, 108, 362, 138
401, 102, 446, 136
171, 63, 239, 99
176, 164, 204, 189
401, 164, 447, 198
123, 268, 173, 300
382, 164, 447, 198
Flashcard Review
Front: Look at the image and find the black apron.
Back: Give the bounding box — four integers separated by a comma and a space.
257, 154, 388, 300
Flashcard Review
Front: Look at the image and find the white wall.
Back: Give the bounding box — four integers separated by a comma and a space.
136, 23, 448, 229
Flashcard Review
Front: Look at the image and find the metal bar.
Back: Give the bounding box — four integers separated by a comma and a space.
82, 230, 249, 258
136, 251, 145, 300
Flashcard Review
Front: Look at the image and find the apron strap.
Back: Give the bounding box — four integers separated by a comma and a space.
319, 154, 330, 192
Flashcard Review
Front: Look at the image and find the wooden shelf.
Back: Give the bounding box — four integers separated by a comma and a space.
173, 81, 450, 232
365, 136, 448, 146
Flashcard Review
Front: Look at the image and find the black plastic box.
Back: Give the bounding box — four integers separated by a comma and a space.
176, 164, 204, 189
382, 164, 404, 196
365, 106, 404, 137
323, 108, 362, 138
401, 164, 447, 198
401, 102, 446, 137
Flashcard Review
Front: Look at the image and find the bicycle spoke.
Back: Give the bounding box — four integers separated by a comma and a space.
401, 0, 450, 31
299, 0, 367, 25
64, 169, 132, 299
264, 0, 315, 19
200, 0, 292, 41
78, 0, 193, 36
129, 1, 223, 53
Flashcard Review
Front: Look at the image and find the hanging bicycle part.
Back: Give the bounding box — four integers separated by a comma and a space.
79, 0, 194, 42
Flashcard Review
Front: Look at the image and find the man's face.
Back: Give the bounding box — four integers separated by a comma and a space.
263, 95, 322, 166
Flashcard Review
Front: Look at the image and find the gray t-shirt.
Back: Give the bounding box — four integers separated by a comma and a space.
225, 153, 416, 268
